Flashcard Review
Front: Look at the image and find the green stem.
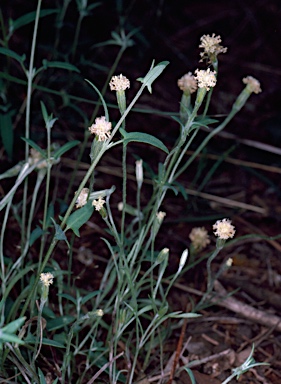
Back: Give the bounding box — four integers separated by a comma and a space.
22, 0, 42, 249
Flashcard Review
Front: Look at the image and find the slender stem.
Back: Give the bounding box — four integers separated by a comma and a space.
22, 0, 43, 249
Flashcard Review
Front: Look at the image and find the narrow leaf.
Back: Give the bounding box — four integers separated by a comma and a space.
0, 47, 25, 64
11, 10, 58, 33
21, 137, 46, 157
46, 315, 75, 331
51, 218, 70, 247
0, 110, 14, 160
42, 59, 80, 73
137, 61, 169, 93
29, 226, 44, 246
1, 317, 26, 334
52, 140, 80, 159
120, 129, 169, 154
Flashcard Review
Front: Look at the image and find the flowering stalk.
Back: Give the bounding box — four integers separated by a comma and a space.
173, 75, 261, 181
32, 273, 54, 366
109, 74, 130, 247
199, 219, 235, 307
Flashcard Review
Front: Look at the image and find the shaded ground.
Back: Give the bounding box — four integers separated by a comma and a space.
1, 0, 281, 383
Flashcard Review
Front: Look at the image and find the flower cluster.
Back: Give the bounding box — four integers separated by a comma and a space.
89, 116, 112, 141
177, 72, 197, 94
243, 76, 262, 94
40, 272, 54, 287
75, 188, 89, 208
194, 68, 217, 91
109, 74, 130, 91
92, 196, 105, 211
189, 227, 210, 251
29, 148, 48, 169
199, 33, 227, 62
213, 218, 235, 240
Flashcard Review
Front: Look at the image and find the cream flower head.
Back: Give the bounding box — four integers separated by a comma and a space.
194, 68, 217, 91
213, 218, 235, 240
242, 76, 262, 94
189, 227, 210, 251
92, 196, 105, 211
75, 188, 89, 208
109, 74, 130, 91
29, 148, 48, 169
89, 116, 112, 141
40, 272, 54, 287
199, 33, 227, 61
177, 72, 197, 94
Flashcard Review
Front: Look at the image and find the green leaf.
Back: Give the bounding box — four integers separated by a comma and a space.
57, 293, 77, 305
51, 218, 70, 247
0, 47, 26, 64
38, 368, 47, 384
52, 140, 80, 159
120, 129, 169, 154
21, 137, 46, 157
0, 332, 25, 345
42, 59, 80, 73
46, 315, 75, 331
10, 9, 58, 34
1, 317, 26, 334
65, 200, 94, 237
41, 338, 65, 348
85, 79, 109, 121
137, 60, 169, 93
0, 109, 14, 160
183, 368, 196, 384
29, 226, 44, 246
81, 291, 100, 305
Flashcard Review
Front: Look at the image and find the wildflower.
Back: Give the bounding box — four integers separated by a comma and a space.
29, 148, 47, 169
92, 196, 105, 211
189, 227, 210, 251
118, 202, 123, 211
156, 211, 166, 222
157, 248, 169, 263
179, 249, 189, 270
135, 159, 143, 188
213, 218, 235, 240
199, 33, 227, 62
109, 74, 130, 92
242, 76, 262, 94
40, 272, 54, 287
226, 258, 233, 267
75, 188, 89, 208
194, 68, 217, 91
177, 72, 197, 94
94, 309, 104, 317
89, 116, 112, 141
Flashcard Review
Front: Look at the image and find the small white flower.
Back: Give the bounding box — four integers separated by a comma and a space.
179, 249, 189, 270
194, 68, 217, 91
156, 211, 166, 223
226, 258, 233, 267
40, 272, 54, 287
135, 159, 143, 188
92, 196, 105, 211
189, 227, 210, 251
109, 74, 130, 91
75, 188, 89, 208
89, 116, 112, 141
242, 76, 261, 94
199, 34, 227, 56
177, 72, 197, 94
213, 218, 236, 240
